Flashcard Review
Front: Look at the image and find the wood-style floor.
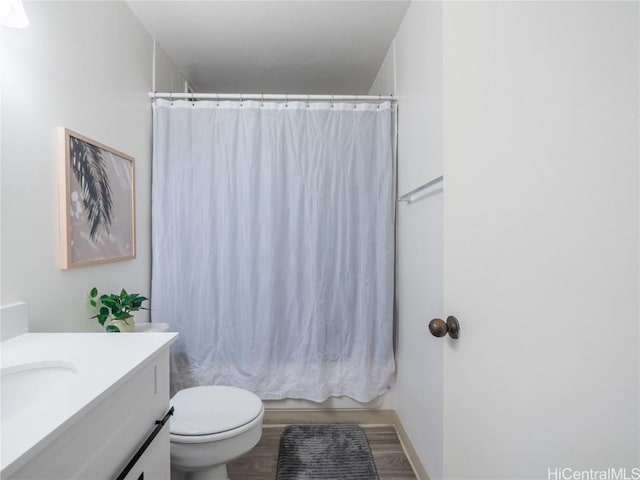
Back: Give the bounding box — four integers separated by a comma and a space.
227, 425, 417, 480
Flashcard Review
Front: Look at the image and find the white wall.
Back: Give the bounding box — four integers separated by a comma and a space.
369, 42, 395, 97
1, 2, 184, 332
154, 42, 189, 93
441, 2, 639, 478
370, 2, 445, 478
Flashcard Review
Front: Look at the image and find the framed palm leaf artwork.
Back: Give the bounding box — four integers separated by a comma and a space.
60, 129, 136, 269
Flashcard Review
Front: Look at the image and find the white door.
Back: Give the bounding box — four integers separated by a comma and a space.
441, 3, 639, 479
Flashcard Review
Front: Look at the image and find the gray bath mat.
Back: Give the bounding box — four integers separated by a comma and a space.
276, 424, 379, 480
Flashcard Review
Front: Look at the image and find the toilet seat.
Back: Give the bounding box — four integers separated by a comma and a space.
170, 386, 264, 444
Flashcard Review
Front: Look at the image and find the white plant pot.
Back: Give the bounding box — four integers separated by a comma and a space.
107, 315, 135, 333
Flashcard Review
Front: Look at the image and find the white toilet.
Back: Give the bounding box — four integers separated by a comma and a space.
169, 385, 264, 480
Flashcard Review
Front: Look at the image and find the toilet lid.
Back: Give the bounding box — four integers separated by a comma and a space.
170, 386, 263, 436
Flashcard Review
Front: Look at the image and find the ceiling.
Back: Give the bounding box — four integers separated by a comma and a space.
127, 1, 409, 94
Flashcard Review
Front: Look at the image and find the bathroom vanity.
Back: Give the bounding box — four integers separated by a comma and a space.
0, 331, 178, 479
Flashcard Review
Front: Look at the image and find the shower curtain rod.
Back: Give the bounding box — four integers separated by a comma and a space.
149, 92, 396, 102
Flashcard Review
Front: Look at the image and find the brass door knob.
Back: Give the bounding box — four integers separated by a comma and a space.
428, 316, 460, 339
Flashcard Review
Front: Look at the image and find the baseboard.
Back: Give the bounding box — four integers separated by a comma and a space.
263, 408, 430, 480
393, 411, 431, 480
263, 408, 395, 425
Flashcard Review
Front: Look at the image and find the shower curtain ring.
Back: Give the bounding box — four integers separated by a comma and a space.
261, 93, 264, 107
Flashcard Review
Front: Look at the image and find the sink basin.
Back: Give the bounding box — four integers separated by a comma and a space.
1, 361, 77, 422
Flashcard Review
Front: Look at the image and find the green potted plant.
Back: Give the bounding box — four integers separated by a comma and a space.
89, 287, 149, 332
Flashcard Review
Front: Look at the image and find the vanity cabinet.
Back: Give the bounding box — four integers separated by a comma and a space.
7, 347, 172, 480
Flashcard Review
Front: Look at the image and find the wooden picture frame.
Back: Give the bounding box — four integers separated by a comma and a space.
59, 129, 136, 269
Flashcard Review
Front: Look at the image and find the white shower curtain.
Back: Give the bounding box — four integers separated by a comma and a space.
152, 99, 395, 402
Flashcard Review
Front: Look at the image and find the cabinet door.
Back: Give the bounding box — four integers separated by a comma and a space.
120, 428, 170, 480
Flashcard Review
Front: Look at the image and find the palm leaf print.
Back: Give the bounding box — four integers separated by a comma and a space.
70, 137, 113, 242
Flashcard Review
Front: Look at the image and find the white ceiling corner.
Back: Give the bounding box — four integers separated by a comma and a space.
126, 1, 409, 94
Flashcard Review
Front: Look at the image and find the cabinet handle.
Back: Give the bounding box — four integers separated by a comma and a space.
114, 407, 174, 480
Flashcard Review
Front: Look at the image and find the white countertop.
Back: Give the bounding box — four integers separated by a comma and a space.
0, 332, 178, 476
